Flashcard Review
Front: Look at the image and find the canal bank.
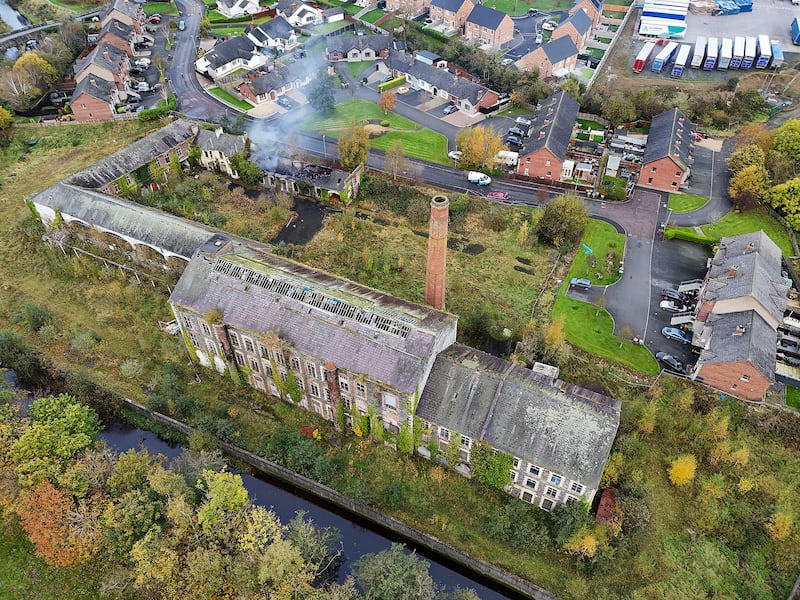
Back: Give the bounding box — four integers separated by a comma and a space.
0, 0, 29, 30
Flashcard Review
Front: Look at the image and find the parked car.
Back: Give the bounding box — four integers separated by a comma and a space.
129, 67, 144, 76
570, 278, 591, 290
501, 58, 514, 66
541, 21, 556, 31
178, 19, 185, 30
276, 95, 292, 108
656, 352, 684, 373
148, 14, 161, 23
528, 7, 539, 14
535, 33, 543, 44
515, 116, 532, 128
779, 353, 800, 366
778, 336, 800, 352
508, 126, 526, 138
506, 135, 523, 146
380, 74, 394, 83
661, 288, 687, 303
443, 104, 458, 115
487, 191, 509, 201
448, 150, 462, 161
659, 300, 687, 313
662, 327, 692, 344
134, 57, 151, 68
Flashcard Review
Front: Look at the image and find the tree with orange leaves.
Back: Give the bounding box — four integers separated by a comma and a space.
17, 480, 76, 566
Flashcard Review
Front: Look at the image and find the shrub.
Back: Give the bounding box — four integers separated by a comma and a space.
663, 227, 718, 246
668, 454, 697, 486
383, 481, 405, 510
120, 358, 144, 380
11, 303, 53, 332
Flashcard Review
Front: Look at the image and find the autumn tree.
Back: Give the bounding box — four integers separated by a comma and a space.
385, 140, 407, 180
10, 394, 100, 488
728, 163, 770, 201
726, 144, 765, 176
378, 90, 397, 114
668, 454, 696, 486
339, 121, 369, 171
545, 315, 566, 351
563, 526, 600, 559
765, 510, 793, 541
732, 190, 758, 212
455, 125, 505, 169
766, 177, 800, 229
353, 543, 435, 600
771, 119, 800, 168
635, 401, 657, 436
0, 52, 60, 110
538, 194, 589, 249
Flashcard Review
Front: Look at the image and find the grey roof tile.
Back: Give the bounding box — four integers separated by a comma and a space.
250, 16, 294, 42
74, 42, 128, 77
465, 4, 507, 29
417, 344, 620, 490
558, 8, 592, 34
696, 310, 777, 379
641, 108, 695, 170
64, 120, 197, 189
430, 0, 471, 12
194, 129, 246, 157
387, 50, 491, 105
203, 36, 258, 69
70, 75, 117, 104
542, 35, 579, 64
518, 91, 579, 161
170, 242, 459, 394
326, 33, 391, 54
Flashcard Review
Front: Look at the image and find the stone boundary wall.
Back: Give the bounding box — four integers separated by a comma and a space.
118, 396, 561, 600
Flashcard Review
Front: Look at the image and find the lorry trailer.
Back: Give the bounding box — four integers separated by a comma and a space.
671, 43, 692, 77
633, 41, 657, 72
718, 37, 733, 69
731, 36, 745, 68
652, 41, 679, 72
756, 34, 771, 68
742, 36, 757, 68
691, 35, 706, 68
704, 37, 718, 69
793, 18, 800, 46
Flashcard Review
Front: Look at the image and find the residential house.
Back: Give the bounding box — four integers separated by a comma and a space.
276, 0, 324, 26
324, 6, 345, 22
69, 76, 121, 122
169, 236, 457, 430
418, 347, 620, 509
516, 35, 579, 79
96, 18, 135, 57
690, 232, 789, 401
62, 119, 197, 195
194, 36, 268, 79
552, 8, 593, 52
195, 128, 247, 178
326, 34, 391, 61
386, 0, 429, 18
429, 0, 474, 31
216, 0, 260, 18
247, 17, 298, 53
385, 50, 499, 116
74, 42, 130, 93
516, 91, 579, 180
569, 0, 604, 28
259, 158, 363, 204
464, 5, 514, 48
101, 0, 144, 35
238, 61, 314, 103
639, 108, 695, 193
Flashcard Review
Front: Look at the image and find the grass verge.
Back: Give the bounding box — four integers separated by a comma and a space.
346, 60, 375, 78
668, 192, 708, 213
47, 0, 96, 11
301, 99, 449, 164
552, 220, 660, 375
786, 385, 800, 409
143, 2, 179, 15
209, 87, 252, 111
360, 8, 385, 22
671, 206, 793, 256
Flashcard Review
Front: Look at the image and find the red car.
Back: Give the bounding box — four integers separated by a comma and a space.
487, 191, 509, 201
148, 15, 162, 23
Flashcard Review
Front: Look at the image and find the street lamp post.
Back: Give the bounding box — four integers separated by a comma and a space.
664, 207, 673, 230
322, 135, 326, 157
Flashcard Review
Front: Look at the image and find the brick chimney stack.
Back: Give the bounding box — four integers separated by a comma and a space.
424, 195, 449, 310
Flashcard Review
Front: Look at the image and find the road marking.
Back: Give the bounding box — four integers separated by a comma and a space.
709, 150, 715, 201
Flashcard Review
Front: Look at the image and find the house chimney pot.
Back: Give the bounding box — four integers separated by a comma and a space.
424, 195, 449, 310
103, 50, 110, 61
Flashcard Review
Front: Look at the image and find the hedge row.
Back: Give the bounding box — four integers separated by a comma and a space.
378, 75, 406, 92
663, 227, 718, 246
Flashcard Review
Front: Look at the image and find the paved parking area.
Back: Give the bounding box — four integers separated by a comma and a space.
684, 0, 800, 49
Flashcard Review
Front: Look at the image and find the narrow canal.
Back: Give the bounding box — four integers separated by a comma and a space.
0, 0, 30, 31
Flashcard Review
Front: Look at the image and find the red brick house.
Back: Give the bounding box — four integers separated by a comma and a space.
100, 0, 144, 35
69, 77, 119, 122
97, 18, 135, 57
464, 5, 514, 48
690, 232, 789, 401
569, 0, 604, 28
429, 0, 474, 31
639, 108, 695, 193
516, 91, 579, 180
386, 0, 429, 17
552, 8, 592, 52
516, 35, 579, 78
74, 43, 130, 93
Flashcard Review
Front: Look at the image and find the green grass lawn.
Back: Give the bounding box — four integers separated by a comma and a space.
210, 24, 249, 35
668, 192, 709, 213
786, 386, 800, 409
587, 47, 606, 59
581, 68, 594, 78
346, 60, 375, 78
47, 0, 97, 12
342, 2, 362, 14
552, 220, 660, 375
144, 2, 179, 15
311, 21, 351, 34
209, 87, 252, 111
360, 7, 385, 21
602, 9, 627, 18
379, 16, 405, 29
577, 118, 604, 131
597, 36, 612, 44
480, 0, 571, 15
694, 206, 793, 255
301, 99, 449, 164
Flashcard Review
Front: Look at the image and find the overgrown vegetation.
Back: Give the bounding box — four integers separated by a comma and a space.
0, 121, 798, 600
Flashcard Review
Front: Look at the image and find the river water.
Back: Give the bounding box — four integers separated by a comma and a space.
0, 0, 29, 31
101, 422, 519, 599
